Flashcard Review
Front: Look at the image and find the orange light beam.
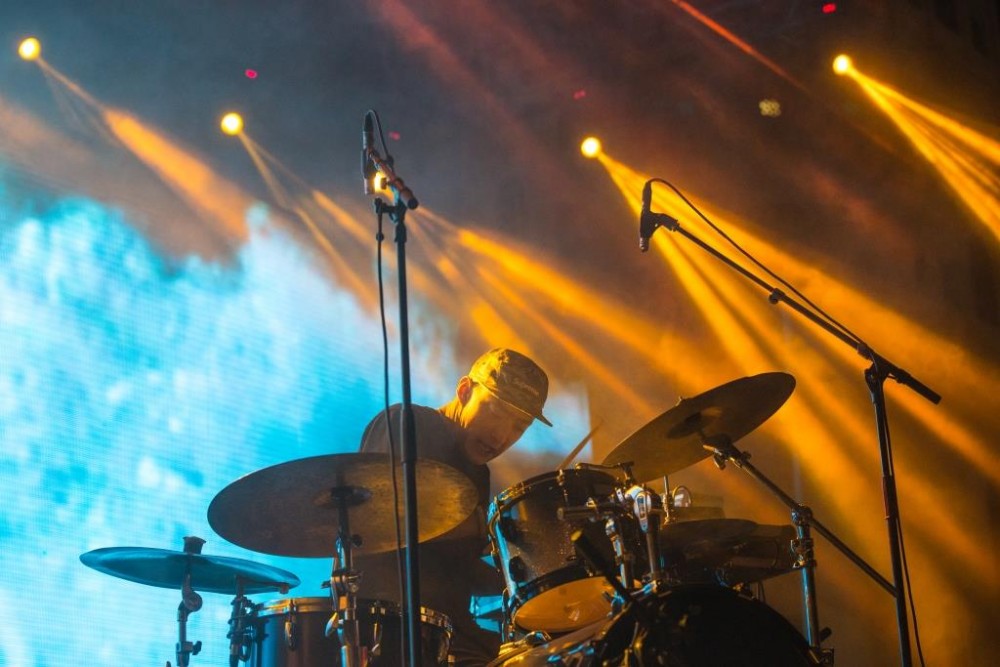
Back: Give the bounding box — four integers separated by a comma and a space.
237, 133, 293, 210
595, 152, 987, 568
847, 71, 1000, 242
103, 109, 249, 239
472, 264, 653, 415
668, 0, 805, 92
235, 134, 373, 301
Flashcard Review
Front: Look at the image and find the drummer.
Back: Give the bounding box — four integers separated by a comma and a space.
354, 347, 552, 666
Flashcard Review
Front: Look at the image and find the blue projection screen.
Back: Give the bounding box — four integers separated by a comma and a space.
0, 175, 586, 666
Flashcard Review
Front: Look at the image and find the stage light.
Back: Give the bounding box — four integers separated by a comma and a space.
580, 137, 602, 158
18, 37, 41, 61
833, 54, 853, 75
759, 99, 782, 117
220, 112, 244, 136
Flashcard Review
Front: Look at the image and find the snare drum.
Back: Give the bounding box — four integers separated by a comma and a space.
251, 596, 452, 666
488, 469, 630, 633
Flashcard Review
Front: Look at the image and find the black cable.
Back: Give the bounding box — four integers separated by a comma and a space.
648, 178, 866, 350
897, 514, 926, 666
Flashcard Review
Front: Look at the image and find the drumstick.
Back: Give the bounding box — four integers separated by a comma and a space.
558, 419, 603, 470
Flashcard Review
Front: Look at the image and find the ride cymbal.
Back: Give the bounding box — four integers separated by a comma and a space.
602, 372, 795, 482
80, 547, 300, 594
208, 453, 478, 557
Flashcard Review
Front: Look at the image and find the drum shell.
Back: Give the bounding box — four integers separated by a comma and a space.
251, 596, 452, 666
487, 469, 632, 633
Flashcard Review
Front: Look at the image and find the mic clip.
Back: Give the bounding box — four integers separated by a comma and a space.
639, 211, 679, 252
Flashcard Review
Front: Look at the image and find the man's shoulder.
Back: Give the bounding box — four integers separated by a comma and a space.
359, 403, 461, 454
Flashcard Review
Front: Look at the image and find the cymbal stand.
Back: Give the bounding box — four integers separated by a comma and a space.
704, 434, 894, 665
326, 486, 368, 667
172, 537, 204, 667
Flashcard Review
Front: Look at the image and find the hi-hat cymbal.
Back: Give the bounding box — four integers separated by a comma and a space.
602, 372, 795, 482
658, 518, 757, 556
208, 453, 478, 557
80, 547, 300, 594
664, 523, 797, 587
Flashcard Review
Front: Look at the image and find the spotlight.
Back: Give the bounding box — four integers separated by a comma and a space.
832, 54, 853, 75
580, 136, 602, 158
220, 112, 244, 136
18, 37, 41, 61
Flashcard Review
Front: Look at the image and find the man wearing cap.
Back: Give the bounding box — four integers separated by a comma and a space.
354, 348, 551, 665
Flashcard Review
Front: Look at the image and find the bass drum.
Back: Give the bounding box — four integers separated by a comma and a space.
489, 585, 820, 666
251, 596, 452, 666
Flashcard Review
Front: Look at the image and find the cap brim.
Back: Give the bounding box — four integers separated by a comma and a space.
485, 386, 553, 427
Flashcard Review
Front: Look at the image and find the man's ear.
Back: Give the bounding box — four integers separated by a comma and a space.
456, 376, 474, 405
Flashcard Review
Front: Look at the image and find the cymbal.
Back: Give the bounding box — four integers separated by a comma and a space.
208, 453, 478, 557
602, 372, 795, 481
664, 523, 797, 586
80, 547, 300, 594
658, 518, 757, 556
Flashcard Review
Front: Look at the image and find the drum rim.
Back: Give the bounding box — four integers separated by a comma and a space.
489, 467, 619, 515
257, 596, 453, 632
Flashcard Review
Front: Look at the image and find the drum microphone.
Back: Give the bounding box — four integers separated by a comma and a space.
360, 110, 419, 209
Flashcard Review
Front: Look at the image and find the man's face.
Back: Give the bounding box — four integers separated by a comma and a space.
458, 382, 534, 465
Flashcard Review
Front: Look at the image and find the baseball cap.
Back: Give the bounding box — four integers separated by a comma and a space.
467, 348, 552, 426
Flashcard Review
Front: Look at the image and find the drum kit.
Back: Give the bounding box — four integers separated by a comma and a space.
81, 371, 836, 666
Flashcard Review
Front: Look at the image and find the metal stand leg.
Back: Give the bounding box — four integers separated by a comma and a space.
325, 486, 369, 667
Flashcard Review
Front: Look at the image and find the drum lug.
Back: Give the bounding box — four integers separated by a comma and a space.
370, 619, 383, 657
498, 516, 520, 542
508, 556, 528, 583
285, 600, 299, 650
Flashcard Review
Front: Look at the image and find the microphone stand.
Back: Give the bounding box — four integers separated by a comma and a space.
365, 111, 422, 666
642, 200, 940, 667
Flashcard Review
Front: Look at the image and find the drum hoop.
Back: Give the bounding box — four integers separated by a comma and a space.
258, 596, 331, 615
492, 468, 618, 510
258, 596, 451, 632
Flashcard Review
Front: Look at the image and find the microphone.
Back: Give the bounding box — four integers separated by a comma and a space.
639, 180, 655, 252
362, 113, 375, 194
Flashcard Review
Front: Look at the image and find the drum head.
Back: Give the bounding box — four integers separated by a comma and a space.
513, 577, 614, 632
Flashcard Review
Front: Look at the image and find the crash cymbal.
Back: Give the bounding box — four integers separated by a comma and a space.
208, 453, 478, 557
602, 372, 795, 482
658, 518, 757, 556
80, 547, 300, 594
